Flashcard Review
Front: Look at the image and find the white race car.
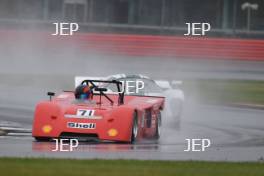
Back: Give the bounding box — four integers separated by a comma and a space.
75, 74, 184, 127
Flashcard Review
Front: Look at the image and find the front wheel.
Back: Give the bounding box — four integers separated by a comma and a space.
130, 111, 138, 143
154, 111, 161, 139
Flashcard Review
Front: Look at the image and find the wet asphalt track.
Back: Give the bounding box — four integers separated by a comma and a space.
1, 98, 264, 161
0, 49, 264, 161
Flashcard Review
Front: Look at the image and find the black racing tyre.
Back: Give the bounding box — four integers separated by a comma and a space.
154, 111, 161, 139
34, 137, 51, 142
130, 111, 138, 143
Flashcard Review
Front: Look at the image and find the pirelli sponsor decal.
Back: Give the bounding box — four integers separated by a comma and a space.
67, 122, 96, 129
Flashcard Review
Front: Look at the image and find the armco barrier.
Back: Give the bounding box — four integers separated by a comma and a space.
1, 30, 264, 61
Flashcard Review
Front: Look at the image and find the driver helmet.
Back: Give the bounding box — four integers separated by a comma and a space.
75, 84, 92, 100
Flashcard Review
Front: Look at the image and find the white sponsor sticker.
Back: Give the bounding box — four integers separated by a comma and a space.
67, 122, 96, 129
77, 109, 95, 117
64, 114, 102, 119
146, 99, 158, 103
65, 109, 100, 119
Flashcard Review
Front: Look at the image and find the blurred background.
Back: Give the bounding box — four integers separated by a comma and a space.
0, 0, 263, 110
0, 0, 263, 37
0, 0, 263, 109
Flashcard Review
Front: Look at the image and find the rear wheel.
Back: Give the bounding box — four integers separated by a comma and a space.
130, 111, 138, 143
154, 111, 161, 139
34, 137, 51, 142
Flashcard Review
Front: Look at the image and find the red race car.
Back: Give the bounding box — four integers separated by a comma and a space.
32, 79, 165, 143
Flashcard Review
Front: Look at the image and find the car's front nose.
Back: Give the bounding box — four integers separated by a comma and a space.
33, 103, 132, 142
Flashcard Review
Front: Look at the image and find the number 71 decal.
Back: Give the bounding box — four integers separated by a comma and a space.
76, 109, 95, 117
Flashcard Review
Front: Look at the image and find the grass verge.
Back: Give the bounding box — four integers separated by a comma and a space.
183, 79, 264, 106
0, 158, 264, 176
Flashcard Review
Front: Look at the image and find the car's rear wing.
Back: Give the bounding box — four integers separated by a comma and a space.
75, 76, 183, 91
155, 80, 183, 90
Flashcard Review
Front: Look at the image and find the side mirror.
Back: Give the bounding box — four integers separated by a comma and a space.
47, 92, 55, 101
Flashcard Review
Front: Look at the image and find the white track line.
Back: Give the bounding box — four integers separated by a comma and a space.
0, 127, 31, 133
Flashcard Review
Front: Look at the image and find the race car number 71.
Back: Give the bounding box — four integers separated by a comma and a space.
77, 109, 95, 117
